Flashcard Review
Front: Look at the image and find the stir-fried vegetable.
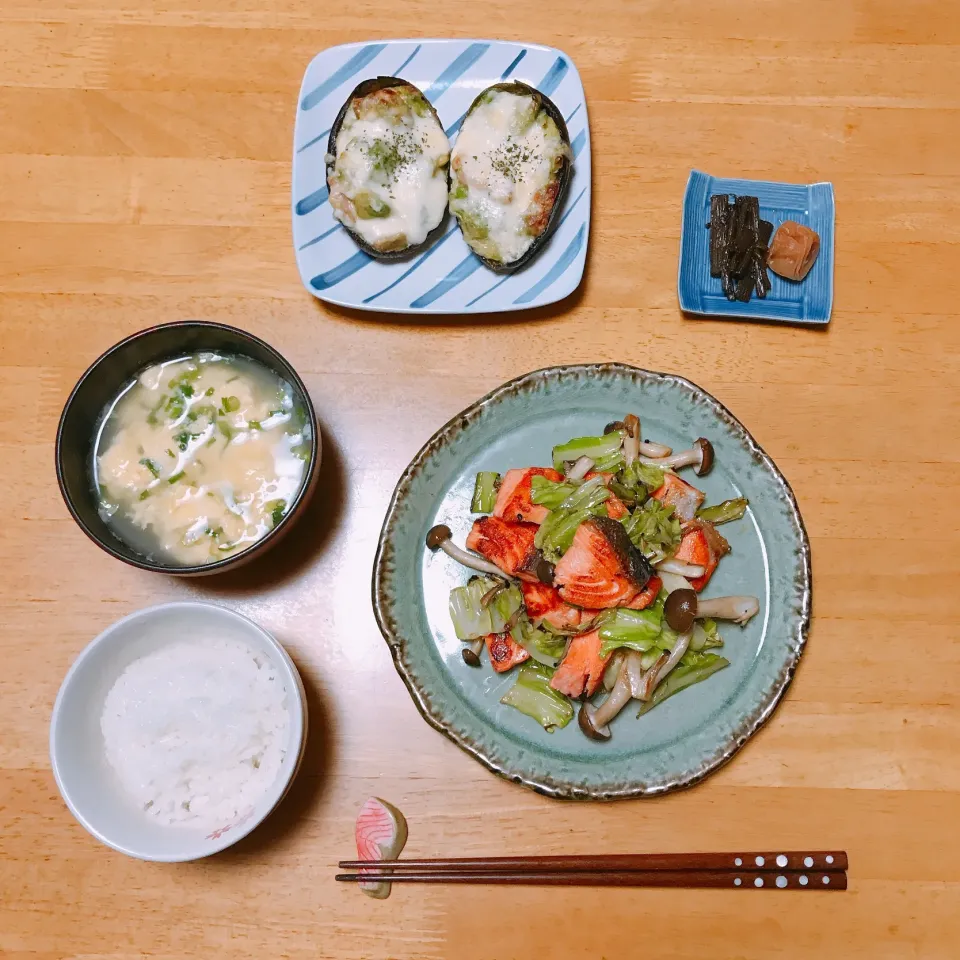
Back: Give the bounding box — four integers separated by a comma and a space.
500, 662, 575, 732
620, 498, 682, 562
697, 497, 749, 525
591, 449, 625, 473
530, 475, 581, 510
448, 577, 522, 640
471, 471, 500, 513
619, 460, 667, 494
534, 476, 610, 562
438, 413, 759, 741
691, 618, 724, 651
552, 430, 624, 473
637, 651, 730, 715
510, 617, 569, 667
597, 605, 664, 657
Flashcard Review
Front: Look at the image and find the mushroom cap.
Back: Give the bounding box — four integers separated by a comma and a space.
664, 588, 698, 633
535, 556, 556, 585
577, 702, 611, 741
693, 438, 715, 476
603, 420, 625, 435
425, 524, 452, 550
461, 646, 482, 667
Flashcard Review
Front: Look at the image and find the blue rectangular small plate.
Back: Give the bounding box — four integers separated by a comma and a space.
292, 39, 591, 315
678, 170, 835, 325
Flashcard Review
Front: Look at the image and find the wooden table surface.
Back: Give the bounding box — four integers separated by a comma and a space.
3, 2, 959, 957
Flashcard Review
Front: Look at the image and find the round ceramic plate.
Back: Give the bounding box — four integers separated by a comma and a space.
373, 364, 811, 800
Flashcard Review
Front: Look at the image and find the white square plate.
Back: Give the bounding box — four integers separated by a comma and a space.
292, 39, 591, 315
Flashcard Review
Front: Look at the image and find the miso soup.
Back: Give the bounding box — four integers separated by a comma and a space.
94, 353, 311, 566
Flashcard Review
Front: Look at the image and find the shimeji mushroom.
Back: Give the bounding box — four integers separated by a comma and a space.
663, 588, 760, 632
640, 437, 715, 477
655, 558, 706, 578
461, 639, 484, 667
605, 417, 672, 459
637, 630, 693, 700
425, 524, 505, 578
578, 651, 645, 741
566, 456, 595, 480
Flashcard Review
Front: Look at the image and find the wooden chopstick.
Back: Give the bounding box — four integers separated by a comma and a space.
338, 850, 847, 874
336, 869, 847, 890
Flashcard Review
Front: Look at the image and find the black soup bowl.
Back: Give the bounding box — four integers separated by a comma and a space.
55, 321, 321, 576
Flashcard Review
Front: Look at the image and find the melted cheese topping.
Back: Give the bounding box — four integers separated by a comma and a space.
450, 90, 567, 264
328, 86, 449, 252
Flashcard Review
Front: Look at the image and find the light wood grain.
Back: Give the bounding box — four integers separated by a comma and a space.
2, 2, 959, 958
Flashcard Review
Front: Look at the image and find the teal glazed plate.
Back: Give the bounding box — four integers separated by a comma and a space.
373, 365, 811, 800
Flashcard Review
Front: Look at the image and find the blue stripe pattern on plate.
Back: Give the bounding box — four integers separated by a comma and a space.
300, 44, 387, 111
677, 170, 835, 325
291, 39, 592, 315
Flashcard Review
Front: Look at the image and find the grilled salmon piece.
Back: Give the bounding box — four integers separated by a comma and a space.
493, 467, 563, 524
553, 516, 654, 609
549, 629, 610, 699
673, 520, 730, 591
651, 473, 705, 523
466, 516, 541, 581
520, 581, 598, 632
626, 575, 662, 610
484, 631, 530, 673
584, 471, 628, 519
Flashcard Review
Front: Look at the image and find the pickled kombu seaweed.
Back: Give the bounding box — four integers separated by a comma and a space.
707, 195, 772, 302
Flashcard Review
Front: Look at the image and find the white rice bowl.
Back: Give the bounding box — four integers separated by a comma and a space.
50, 602, 307, 861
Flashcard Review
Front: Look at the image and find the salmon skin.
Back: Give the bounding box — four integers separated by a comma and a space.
553, 516, 654, 609
520, 581, 598, 632
674, 520, 730, 591
651, 473, 705, 523
626, 575, 662, 610
493, 467, 563, 524
466, 516, 541, 581
549, 629, 610, 699
484, 631, 530, 672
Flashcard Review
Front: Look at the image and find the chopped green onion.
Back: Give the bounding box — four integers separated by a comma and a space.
167, 367, 200, 389
167, 471, 185, 484
146, 395, 168, 426
500, 663, 574, 732
471, 472, 500, 513
697, 497, 749, 525
552, 430, 624, 472
165, 395, 186, 420
138, 489, 151, 501
205, 387, 215, 397
173, 432, 192, 452
220, 395, 240, 414
138, 457, 160, 478
265, 499, 286, 528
